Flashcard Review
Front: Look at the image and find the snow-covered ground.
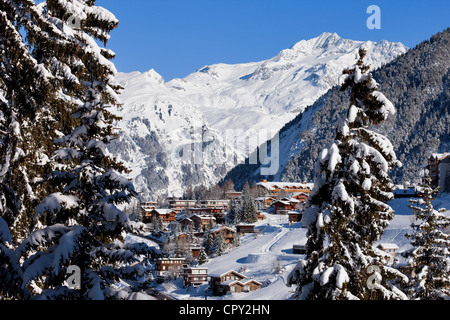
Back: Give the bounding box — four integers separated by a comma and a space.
151, 193, 450, 300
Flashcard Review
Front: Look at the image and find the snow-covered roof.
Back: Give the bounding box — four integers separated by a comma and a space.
273, 197, 300, 205
151, 209, 175, 215
209, 269, 246, 279
211, 226, 236, 233
273, 200, 291, 205
431, 153, 450, 161
240, 278, 263, 286
220, 278, 262, 287
291, 192, 309, 197
192, 214, 216, 220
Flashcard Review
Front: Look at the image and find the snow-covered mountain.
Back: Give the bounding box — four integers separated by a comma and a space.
108, 32, 407, 199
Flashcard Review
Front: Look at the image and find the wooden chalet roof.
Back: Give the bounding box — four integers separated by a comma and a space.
146, 208, 176, 215
211, 226, 236, 234
256, 181, 314, 191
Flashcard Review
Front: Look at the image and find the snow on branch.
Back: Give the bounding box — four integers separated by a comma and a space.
17, 224, 72, 256
35, 193, 79, 217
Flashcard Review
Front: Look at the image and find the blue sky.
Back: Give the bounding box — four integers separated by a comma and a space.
96, 0, 450, 81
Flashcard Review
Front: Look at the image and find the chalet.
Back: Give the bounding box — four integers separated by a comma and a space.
225, 191, 242, 200
211, 226, 236, 244
236, 224, 255, 234
191, 214, 216, 230
272, 197, 302, 215
209, 270, 262, 296
377, 243, 399, 255
213, 211, 227, 225
256, 180, 313, 198
199, 199, 229, 210
142, 208, 177, 224
154, 258, 186, 281
288, 211, 302, 225
423, 153, 450, 190
255, 196, 276, 208
182, 265, 208, 287
291, 192, 309, 203
169, 199, 197, 213
376, 243, 400, 264
190, 245, 202, 258
179, 217, 193, 230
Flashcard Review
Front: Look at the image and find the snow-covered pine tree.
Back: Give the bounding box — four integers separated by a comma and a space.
0, 0, 79, 297
151, 215, 163, 235
288, 48, 408, 300
0, 215, 25, 299
233, 233, 240, 247
0, 0, 63, 246
12, 0, 155, 300
226, 199, 238, 225
403, 176, 450, 299
242, 196, 258, 223
203, 219, 215, 255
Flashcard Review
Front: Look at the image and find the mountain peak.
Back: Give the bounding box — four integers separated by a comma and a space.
311, 32, 344, 49
315, 32, 341, 41
275, 32, 350, 62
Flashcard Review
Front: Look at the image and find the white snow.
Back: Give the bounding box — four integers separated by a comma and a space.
347, 105, 359, 123
109, 33, 407, 197
362, 178, 372, 191
372, 91, 396, 117
327, 143, 342, 172
35, 193, 79, 217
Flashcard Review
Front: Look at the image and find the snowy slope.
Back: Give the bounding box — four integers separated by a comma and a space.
155, 194, 450, 300
108, 33, 407, 198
